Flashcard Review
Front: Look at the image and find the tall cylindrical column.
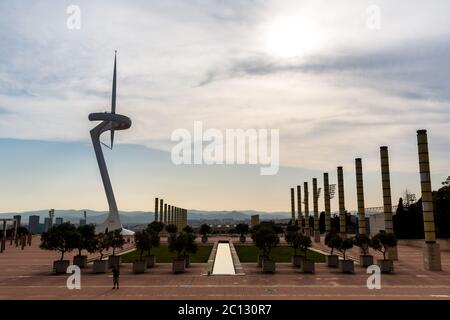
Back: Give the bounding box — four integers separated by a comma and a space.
154, 197, 159, 222
417, 130, 441, 270
323, 173, 331, 233
290, 188, 295, 223
167, 205, 171, 224
159, 199, 164, 222
304, 182, 310, 236
380, 146, 398, 260
313, 178, 320, 242
296, 185, 302, 226
164, 203, 167, 224
355, 158, 367, 235
337, 166, 346, 238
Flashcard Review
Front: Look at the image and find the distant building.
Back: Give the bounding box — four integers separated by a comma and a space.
43, 217, 52, 232
55, 217, 63, 225
28, 215, 40, 234
251, 215, 260, 227
79, 219, 87, 226
368, 212, 385, 236
13, 215, 21, 227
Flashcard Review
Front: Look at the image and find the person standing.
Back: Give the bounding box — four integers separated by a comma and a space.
112, 265, 120, 289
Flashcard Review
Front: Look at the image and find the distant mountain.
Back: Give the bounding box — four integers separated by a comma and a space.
0, 209, 291, 224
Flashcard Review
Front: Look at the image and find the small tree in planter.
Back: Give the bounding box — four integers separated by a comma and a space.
285, 225, 302, 267
142, 226, 161, 268
40, 223, 78, 274
199, 224, 211, 244
324, 232, 342, 267
133, 230, 150, 273
338, 237, 354, 273
107, 230, 125, 268
92, 232, 109, 273
73, 224, 96, 268
236, 223, 249, 243
353, 233, 373, 267
183, 225, 194, 234
169, 232, 198, 272
298, 234, 314, 273
148, 221, 164, 234
371, 231, 397, 273
251, 221, 279, 273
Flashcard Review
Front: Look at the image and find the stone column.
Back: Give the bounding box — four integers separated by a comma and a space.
304, 182, 310, 236
337, 166, 346, 238
296, 185, 302, 227
183, 209, 188, 229
154, 197, 159, 222
355, 158, 367, 235
323, 173, 331, 233
380, 146, 398, 260
290, 188, 295, 224
417, 130, 441, 270
171, 205, 175, 226
159, 199, 164, 222
164, 203, 168, 224
313, 178, 320, 242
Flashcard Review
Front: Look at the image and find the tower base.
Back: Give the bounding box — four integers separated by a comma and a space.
423, 242, 441, 271
387, 246, 398, 261
314, 230, 320, 243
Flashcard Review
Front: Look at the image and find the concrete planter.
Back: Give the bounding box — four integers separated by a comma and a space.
53, 260, 70, 274
132, 261, 146, 273
93, 260, 107, 273
257, 255, 265, 267
377, 259, 394, 273
144, 255, 156, 268
300, 260, 315, 273
172, 259, 186, 273
108, 255, 121, 268
73, 255, 88, 268
262, 259, 276, 273
239, 235, 246, 243
326, 255, 339, 268
291, 255, 304, 267
340, 260, 354, 273
359, 255, 374, 267
184, 255, 190, 267
201, 235, 208, 244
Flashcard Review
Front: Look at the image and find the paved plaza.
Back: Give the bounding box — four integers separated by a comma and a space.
0, 236, 449, 300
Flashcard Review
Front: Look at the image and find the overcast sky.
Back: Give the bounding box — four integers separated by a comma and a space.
0, 0, 449, 213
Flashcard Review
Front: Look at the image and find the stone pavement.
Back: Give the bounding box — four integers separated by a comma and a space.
0, 235, 449, 300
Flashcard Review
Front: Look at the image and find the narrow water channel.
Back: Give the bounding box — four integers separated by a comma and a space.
212, 242, 236, 275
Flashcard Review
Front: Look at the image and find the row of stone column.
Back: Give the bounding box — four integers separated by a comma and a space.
1, 218, 31, 253
289, 130, 441, 270
154, 197, 188, 231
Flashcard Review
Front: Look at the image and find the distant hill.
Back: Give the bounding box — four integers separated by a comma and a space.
0, 209, 291, 224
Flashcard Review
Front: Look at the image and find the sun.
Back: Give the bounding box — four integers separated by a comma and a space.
266, 17, 322, 58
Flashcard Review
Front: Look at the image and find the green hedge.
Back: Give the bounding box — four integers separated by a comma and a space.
121, 245, 213, 263
235, 245, 325, 263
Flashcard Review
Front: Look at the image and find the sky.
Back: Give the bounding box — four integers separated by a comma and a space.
0, 0, 449, 213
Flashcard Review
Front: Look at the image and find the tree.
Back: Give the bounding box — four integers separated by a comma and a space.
251, 221, 280, 260
134, 230, 151, 261
235, 223, 249, 237
165, 224, 178, 235
183, 225, 194, 234
285, 229, 302, 256
40, 223, 78, 261
74, 224, 96, 256
199, 224, 211, 236
338, 237, 354, 260
353, 233, 371, 256
168, 231, 198, 260
371, 231, 397, 260
107, 230, 125, 256
147, 221, 164, 234
319, 211, 325, 233
325, 232, 342, 256
298, 234, 312, 260
94, 232, 110, 260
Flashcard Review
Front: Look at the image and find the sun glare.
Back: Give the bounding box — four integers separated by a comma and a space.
266, 17, 322, 58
